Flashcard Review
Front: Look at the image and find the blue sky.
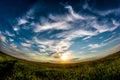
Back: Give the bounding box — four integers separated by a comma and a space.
0, 0, 120, 63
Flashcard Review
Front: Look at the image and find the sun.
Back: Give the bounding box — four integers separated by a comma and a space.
60, 54, 68, 61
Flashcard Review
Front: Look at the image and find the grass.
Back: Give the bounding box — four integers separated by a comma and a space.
0, 51, 120, 80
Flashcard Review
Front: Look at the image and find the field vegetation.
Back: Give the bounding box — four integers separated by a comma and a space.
0, 51, 120, 80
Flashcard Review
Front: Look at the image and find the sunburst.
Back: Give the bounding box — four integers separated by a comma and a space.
60, 54, 68, 61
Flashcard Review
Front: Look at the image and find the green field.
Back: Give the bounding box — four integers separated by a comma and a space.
0, 51, 120, 80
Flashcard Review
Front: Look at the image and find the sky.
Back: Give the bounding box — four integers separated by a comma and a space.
0, 0, 120, 63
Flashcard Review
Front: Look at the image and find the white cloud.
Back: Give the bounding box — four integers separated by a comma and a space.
88, 36, 120, 50
49, 50, 73, 59
57, 29, 98, 41
33, 37, 72, 54
88, 44, 103, 49
104, 37, 120, 46
39, 49, 46, 52
82, 36, 91, 40
9, 38, 14, 42
34, 21, 70, 32
21, 42, 31, 47
25, 40, 31, 43
48, 40, 72, 53
92, 22, 118, 33
21, 5, 119, 44
34, 5, 85, 33
13, 26, 19, 31
83, 0, 120, 16
102, 35, 115, 43
7, 4, 120, 61
18, 18, 28, 25
38, 45, 46, 49
10, 44, 17, 48
33, 37, 54, 46
5, 31, 15, 37
112, 20, 120, 26
65, 5, 84, 20
0, 35, 6, 43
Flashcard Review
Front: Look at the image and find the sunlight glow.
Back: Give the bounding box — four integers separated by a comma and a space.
60, 55, 68, 61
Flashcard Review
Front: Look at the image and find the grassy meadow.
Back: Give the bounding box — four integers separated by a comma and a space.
0, 51, 120, 80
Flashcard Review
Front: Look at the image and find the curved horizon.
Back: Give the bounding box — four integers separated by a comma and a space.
0, 0, 120, 63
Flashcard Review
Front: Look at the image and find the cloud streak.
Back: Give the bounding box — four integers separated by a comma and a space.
1, 1, 120, 63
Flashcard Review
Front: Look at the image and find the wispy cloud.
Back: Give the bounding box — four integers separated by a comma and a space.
65, 5, 84, 20
88, 36, 120, 49
21, 42, 31, 47
12, 5, 119, 43
33, 5, 85, 33
0, 34, 7, 43
33, 37, 72, 53
34, 21, 70, 32
18, 18, 28, 25
49, 50, 73, 59
3, 2, 119, 63
83, 0, 120, 16
88, 44, 103, 49
10, 43, 17, 48
92, 21, 118, 33
9, 38, 14, 42
5, 31, 15, 37
10, 4, 119, 57
56, 29, 98, 41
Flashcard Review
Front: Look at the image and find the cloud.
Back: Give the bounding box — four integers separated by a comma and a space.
49, 50, 73, 59
0, 45, 26, 59
0, 35, 7, 43
65, 5, 84, 20
56, 29, 98, 41
3, 3, 119, 63
112, 20, 120, 26
102, 35, 115, 43
13, 4, 119, 43
25, 40, 31, 43
94, 8, 120, 16
33, 37, 72, 55
49, 52, 61, 58
104, 37, 120, 46
33, 37, 54, 46
88, 44, 103, 49
33, 5, 119, 42
88, 36, 120, 49
18, 18, 28, 25
9, 38, 14, 42
10, 44, 17, 48
34, 21, 70, 32
82, 0, 120, 16
98, 44, 120, 58
12, 4, 119, 56
33, 5, 85, 33
92, 21, 118, 33
13, 26, 19, 31
48, 40, 72, 53
5, 31, 15, 37
21, 42, 31, 47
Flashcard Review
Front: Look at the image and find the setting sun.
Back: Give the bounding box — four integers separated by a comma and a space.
60, 55, 68, 61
